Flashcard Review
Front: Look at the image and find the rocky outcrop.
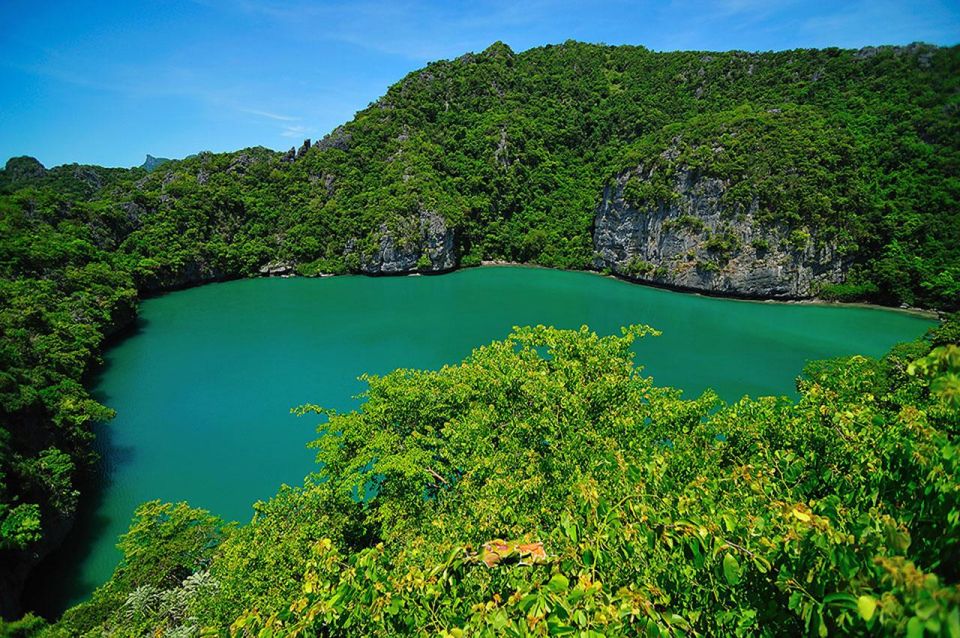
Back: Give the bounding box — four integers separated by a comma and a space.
357, 210, 456, 274
315, 126, 351, 152
278, 137, 315, 162
593, 167, 847, 298
227, 153, 255, 174
141, 155, 171, 172
72, 165, 105, 190
296, 139, 312, 159
259, 261, 295, 276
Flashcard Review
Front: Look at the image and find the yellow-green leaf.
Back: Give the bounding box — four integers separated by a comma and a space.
857, 595, 877, 621
548, 573, 570, 593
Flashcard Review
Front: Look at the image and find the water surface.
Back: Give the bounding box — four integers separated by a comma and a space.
27, 267, 935, 614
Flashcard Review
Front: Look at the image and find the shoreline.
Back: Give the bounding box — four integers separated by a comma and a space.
254, 261, 942, 320
474, 261, 941, 319
131, 258, 945, 320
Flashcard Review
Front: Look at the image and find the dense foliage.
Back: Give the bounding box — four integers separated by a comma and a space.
28, 316, 960, 637
0, 39, 958, 625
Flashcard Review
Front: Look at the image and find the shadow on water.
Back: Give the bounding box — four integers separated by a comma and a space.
21, 318, 147, 620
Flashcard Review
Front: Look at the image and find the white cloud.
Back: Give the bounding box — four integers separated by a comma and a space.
240, 108, 301, 122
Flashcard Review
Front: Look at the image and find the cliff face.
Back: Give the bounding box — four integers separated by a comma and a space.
137, 261, 227, 293
593, 166, 848, 298
357, 210, 456, 274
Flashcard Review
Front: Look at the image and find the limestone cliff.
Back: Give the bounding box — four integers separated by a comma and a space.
593, 166, 847, 298
355, 210, 457, 274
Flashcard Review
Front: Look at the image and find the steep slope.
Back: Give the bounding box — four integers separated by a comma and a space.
593, 105, 856, 297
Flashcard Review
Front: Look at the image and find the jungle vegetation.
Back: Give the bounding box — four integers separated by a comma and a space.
17, 317, 960, 637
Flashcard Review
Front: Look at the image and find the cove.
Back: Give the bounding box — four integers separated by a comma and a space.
26, 266, 935, 615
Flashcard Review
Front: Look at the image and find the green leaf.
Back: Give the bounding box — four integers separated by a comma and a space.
582, 549, 595, 566
824, 592, 857, 611
547, 620, 576, 636
722, 552, 741, 585
722, 513, 736, 533
947, 607, 960, 638
548, 573, 570, 593
518, 593, 538, 612
751, 555, 770, 573
561, 513, 578, 542
907, 616, 925, 638
856, 595, 877, 621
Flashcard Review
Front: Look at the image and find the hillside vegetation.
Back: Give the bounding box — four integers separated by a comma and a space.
18, 318, 960, 636
0, 40, 958, 628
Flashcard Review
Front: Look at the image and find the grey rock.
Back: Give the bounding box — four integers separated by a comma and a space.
122, 200, 145, 224
495, 127, 510, 168
259, 260, 295, 276
72, 165, 104, 190
227, 153, 253, 173
296, 139, 312, 159
357, 210, 456, 274
139, 260, 226, 292
593, 166, 847, 298
315, 126, 351, 151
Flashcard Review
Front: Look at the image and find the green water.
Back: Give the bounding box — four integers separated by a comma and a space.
26, 267, 935, 614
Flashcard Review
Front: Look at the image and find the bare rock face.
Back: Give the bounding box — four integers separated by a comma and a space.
259, 261, 295, 276
593, 167, 847, 298
296, 139, 312, 159
315, 126, 351, 152
359, 210, 456, 274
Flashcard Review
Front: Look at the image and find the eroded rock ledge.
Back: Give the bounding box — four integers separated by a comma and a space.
355, 209, 456, 274
593, 166, 848, 298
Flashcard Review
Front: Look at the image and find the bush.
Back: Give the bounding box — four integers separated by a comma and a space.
50, 322, 959, 635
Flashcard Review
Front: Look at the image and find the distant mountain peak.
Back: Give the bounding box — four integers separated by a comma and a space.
141, 154, 171, 171
483, 40, 514, 58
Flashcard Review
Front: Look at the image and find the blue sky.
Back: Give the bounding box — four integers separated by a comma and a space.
1, 0, 958, 168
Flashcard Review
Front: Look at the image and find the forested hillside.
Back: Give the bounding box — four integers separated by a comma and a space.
1, 40, 958, 625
